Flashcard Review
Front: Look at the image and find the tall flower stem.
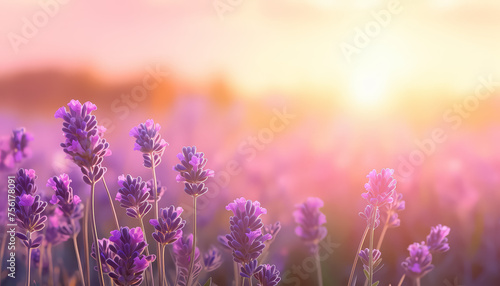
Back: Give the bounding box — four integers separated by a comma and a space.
150, 155, 161, 285
315, 251, 323, 286
73, 234, 85, 285
233, 262, 239, 286
248, 277, 253, 286
368, 207, 378, 286
47, 244, 54, 286
376, 210, 392, 251
159, 244, 167, 286
186, 196, 198, 286
25, 230, 32, 286
347, 225, 369, 286
102, 178, 120, 229
140, 218, 155, 286
71, 220, 85, 286
414, 278, 421, 286
90, 181, 105, 285
397, 274, 405, 286
83, 197, 90, 286
38, 244, 45, 282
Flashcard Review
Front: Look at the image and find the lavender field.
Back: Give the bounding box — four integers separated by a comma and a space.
1, 1, 500, 286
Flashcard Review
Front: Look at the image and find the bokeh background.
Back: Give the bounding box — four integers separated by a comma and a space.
1, 0, 500, 285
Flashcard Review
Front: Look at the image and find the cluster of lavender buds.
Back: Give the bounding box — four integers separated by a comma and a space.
254, 264, 281, 286
173, 233, 203, 286
401, 224, 451, 280
203, 246, 223, 272
382, 190, 405, 228
362, 168, 397, 208
55, 100, 111, 184
149, 205, 185, 245
224, 197, 279, 281
0, 127, 33, 169
47, 173, 84, 221
359, 205, 380, 229
92, 227, 156, 286
293, 197, 328, 253
129, 119, 168, 168
115, 175, 152, 219
174, 146, 214, 197
14, 168, 47, 248
146, 178, 166, 204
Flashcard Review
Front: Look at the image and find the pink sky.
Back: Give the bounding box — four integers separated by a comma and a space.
1, 0, 499, 99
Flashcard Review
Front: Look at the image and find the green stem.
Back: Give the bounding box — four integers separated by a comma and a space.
47, 244, 54, 286
315, 251, 323, 286
347, 225, 369, 286
248, 276, 253, 286
38, 244, 45, 283
397, 274, 405, 286
233, 262, 239, 286
90, 181, 105, 285
186, 196, 198, 286
368, 207, 377, 286
102, 178, 120, 230
140, 218, 155, 286
151, 154, 161, 286
83, 197, 90, 286
73, 235, 85, 286
27, 246, 32, 286
376, 210, 392, 251
159, 244, 166, 286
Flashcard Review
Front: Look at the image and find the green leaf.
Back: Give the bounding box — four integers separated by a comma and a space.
372, 281, 379, 286
363, 269, 370, 279
203, 277, 213, 286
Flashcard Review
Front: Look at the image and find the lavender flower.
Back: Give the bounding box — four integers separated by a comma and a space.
145, 179, 166, 204
254, 264, 281, 286
426, 224, 450, 253
14, 168, 37, 196
359, 205, 380, 229
10, 128, 33, 163
94, 227, 156, 286
173, 232, 202, 286
149, 205, 185, 246
115, 175, 152, 219
174, 146, 214, 197
91, 238, 114, 274
362, 168, 396, 207
358, 248, 383, 274
225, 198, 272, 277
401, 242, 434, 279
45, 210, 71, 245
15, 194, 47, 248
293, 197, 327, 253
129, 119, 168, 168
240, 259, 263, 278
55, 99, 111, 184
383, 190, 405, 228
203, 246, 223, 272
47, 173, 83, 220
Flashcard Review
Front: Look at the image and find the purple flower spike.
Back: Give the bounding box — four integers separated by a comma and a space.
129, 119, 168, 168
173, 232, 202, 286
382, 190, 405, 228
47, 173, 83, 220
174, 146, 214, 197
426, 224, 451, 253
362, 168, 396, 207
203, 246, 223, 272
94, 227, 156, 286
358, 248, 383, 274
55, 100, 111, 184
254, 264, 281, 286
115, 175, 152, 219
149, 206, 185, 246
240, 259, 263, 278
10, 127, 33, 163
225, 197, 272, 278
293, 197, 328, 253
359, 205, 380, 229
401, 242, 434, 279
15, 168, 38, 196
15, 194, 47, 234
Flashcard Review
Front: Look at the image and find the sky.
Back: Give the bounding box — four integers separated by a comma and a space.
0, 0, 499, 107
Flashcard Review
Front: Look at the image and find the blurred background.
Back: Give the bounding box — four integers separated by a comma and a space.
1, 0, 500, 285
